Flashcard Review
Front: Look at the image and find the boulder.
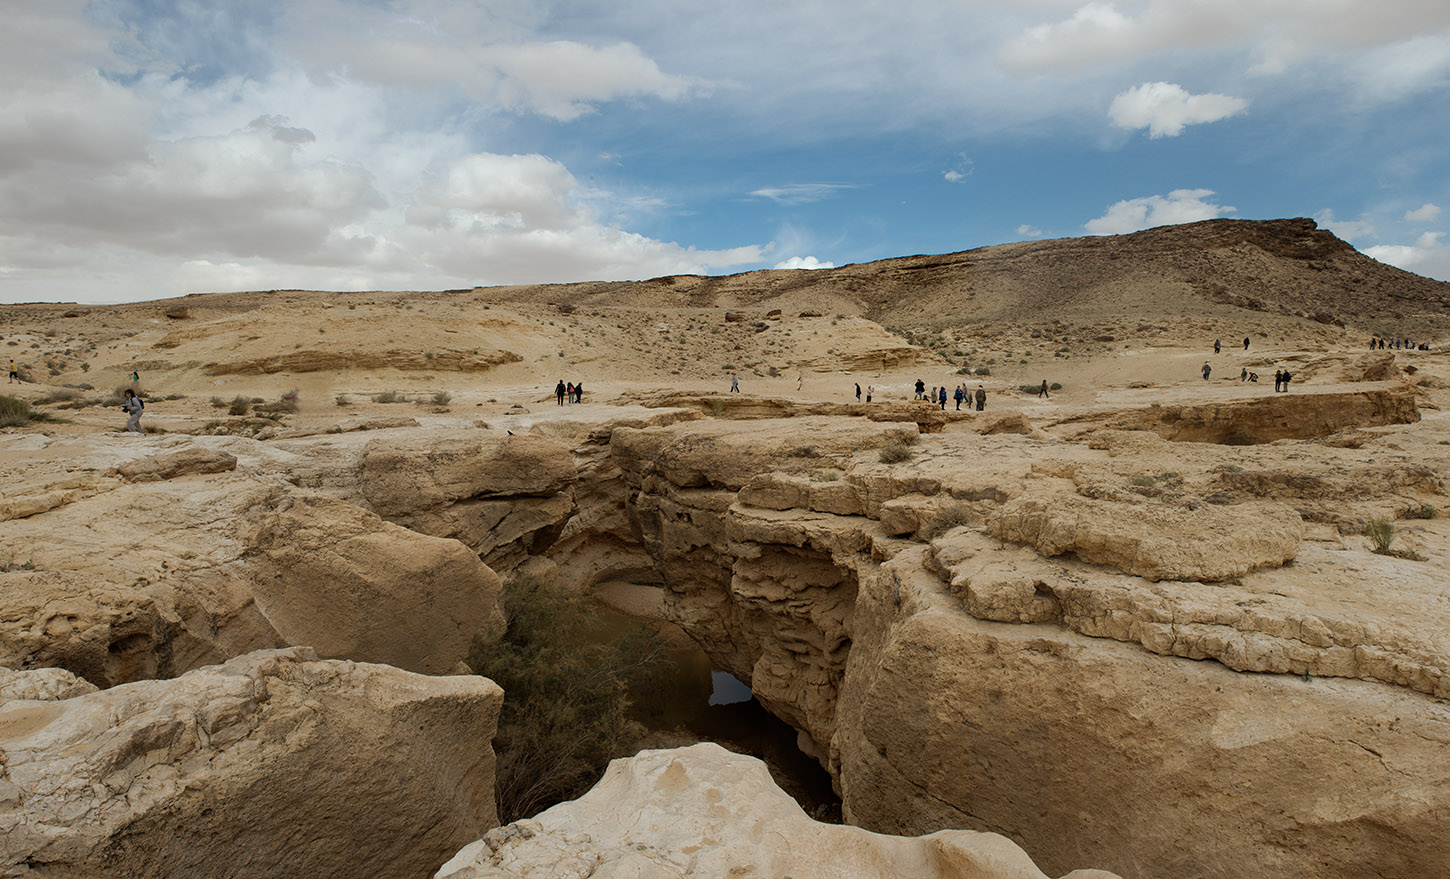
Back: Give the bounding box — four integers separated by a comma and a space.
0, 648, 502, 879
436, 743, 1115, 879
116, 447, 238, 482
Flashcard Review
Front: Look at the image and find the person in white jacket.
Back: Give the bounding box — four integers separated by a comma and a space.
122, 389, 145, 434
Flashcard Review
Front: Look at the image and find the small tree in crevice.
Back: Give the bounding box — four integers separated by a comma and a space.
467, 575, 670, 823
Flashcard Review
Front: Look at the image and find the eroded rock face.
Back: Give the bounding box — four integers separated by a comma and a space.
1056, 383, 1419, 443
436, 743, 1117, 879
1, 648, 502, 879
835, 552, 1450, 879
0, 473, 503, 684
598, 413, 1450, 878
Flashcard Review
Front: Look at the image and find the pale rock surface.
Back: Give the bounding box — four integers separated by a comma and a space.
115, 447, 237, 482
986, 494, 1304, 581
0, 666, 97, 701
0, 648, 502, 879
0, 473, 503, 683
435, 743, 1115, 879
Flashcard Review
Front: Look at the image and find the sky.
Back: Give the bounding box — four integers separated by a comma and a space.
2, 0, 1449, 305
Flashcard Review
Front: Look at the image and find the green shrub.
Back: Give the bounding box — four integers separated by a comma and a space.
920, 502, 972, 539
973, 366, 990, 376
432, 390, 452, 405
467, 576, 667, 822
0, 395, 63, 427
1364, 517, 1396, 554
1050, 382, 1062, 391
879, 441, 914, 463
228, 396, 250, 416
1403, 504, 1439, 520
373, 390, 404, 403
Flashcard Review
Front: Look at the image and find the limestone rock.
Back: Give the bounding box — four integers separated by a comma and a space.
0, 666, 97, 701
0, 648, 502, 879
360, 434, 577, 517
0, 476, 504, 684
436, 743, 1113, 879
116, 447, 238, 482
987, 494, 1303, 581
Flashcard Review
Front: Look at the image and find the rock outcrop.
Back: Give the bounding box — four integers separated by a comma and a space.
436, 743, 1117, 879
598, 413, 1450, 878
0, 466, 503, 684
1, 648, 502, 879
1053, 383, 1419, 443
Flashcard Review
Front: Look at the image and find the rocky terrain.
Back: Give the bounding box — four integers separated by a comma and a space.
3, 218, 1449, 878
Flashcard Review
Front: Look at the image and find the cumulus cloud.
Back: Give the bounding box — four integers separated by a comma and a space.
1314, 209, 1376, 241
749, 184, 856, 205
1109, 82, 1247, 137
773, 256, 834, 269
1016, 225, 1044, 238
1405, 203, 1442, 223
1365, 232, 1450, 278
1085, 188, 1234, 235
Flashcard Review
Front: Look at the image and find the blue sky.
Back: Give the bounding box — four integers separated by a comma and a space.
3, 0, 1449, 304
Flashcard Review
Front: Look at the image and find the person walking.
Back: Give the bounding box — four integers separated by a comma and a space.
974, 385, 986, 411
1243, 337, 1250, 351
121, 389, 145, 434
865, 385, 873, 403
7, 359, 17, 384
1280, 370, 1292, 392
1213, 339, 1222, 354
914, 379, 925, 400
938, 386, 947, 410
574, 381, 584, 404
954, 385, 964, 410
729, 372, 740, 393
1039, 380, 1049, 398
855, 382, 861, 402
1202, 361, 1212, 380
1273, 369, 1283, 392
555, 380, 566, 405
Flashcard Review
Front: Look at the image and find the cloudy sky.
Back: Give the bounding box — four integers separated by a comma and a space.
3, 0, 1449, 304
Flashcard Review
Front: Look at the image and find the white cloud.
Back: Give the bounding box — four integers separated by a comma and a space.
1109, 82, 1247, 137
1016, 224, 1044, 238
1364, 232, 1450, 278
1000, 1, 1450, 75
1085, 188, 1234, 234
749, 184, 856, 205
1314, 209, 1376, 241
944, 171, 967, 183
1405, 203, 1442, 223
773, 256, 834, 270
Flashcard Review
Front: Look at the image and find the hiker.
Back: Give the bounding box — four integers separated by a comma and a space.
1280, 370, 1292, 392
866, 385, 873, 403
555, 380, 566, 405
1213, 339, 1221, 354
7, 359, 16, 384
1274, 369, 1283, 392
797, 374, 803, 392
855, 382, 861, 402
938, 386, 947, 410
974, 385, 986, 411
574, 382, 584, 404
953, 385, 964, 410
1241, 367, 1248, 382
730, 372, 740, 393
131, 371, 139, 384
1202, 361, 1212, 380
914, 379, 925, 400
121, 389, 144, 434
566, 382, 574, 404
1248, 372, 1259, 382
1039, 380, 1049, 398
1243, 337, 1250, 350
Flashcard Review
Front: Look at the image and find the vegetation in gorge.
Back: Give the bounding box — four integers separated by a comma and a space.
468, 575, 670, 823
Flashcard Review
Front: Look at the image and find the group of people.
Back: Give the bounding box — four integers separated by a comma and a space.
907, 379, 989, 411
1371, 337, 1429, 350
554, 380, 585, 405
1212, 337, 1253, 355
